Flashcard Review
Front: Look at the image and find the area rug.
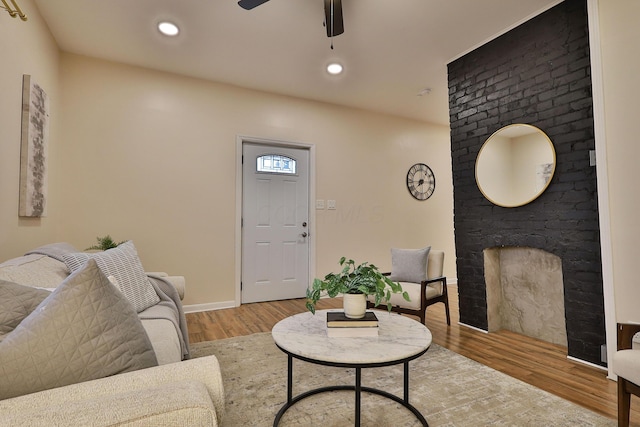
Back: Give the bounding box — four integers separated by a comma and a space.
191, 333, 615, 426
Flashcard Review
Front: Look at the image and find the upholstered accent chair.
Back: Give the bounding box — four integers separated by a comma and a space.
614, 322, 640, 427
367, 248, 450, 325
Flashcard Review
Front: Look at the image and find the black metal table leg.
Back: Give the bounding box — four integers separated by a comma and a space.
404, 361, 409, 402
355, 367, 361, 427
273, 379, 428, 426
273, 341, 429, 427
287, 354, 293, 403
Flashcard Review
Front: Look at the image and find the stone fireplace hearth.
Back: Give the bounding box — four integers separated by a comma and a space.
484, 247, 567, 346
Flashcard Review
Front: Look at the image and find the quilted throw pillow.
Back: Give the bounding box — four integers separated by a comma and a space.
0, 259, 158, 400
0, 281, 50, 340
389, 246, 431, 283
63, 240, 160, 313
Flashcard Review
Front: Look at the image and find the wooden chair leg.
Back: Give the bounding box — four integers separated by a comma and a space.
441, 279, 451, 326
619, 378, 631, 427
443, 299, 451, 326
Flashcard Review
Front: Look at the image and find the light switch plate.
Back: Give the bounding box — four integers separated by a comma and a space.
316, 200, 325, 209
327, 200, 336, 210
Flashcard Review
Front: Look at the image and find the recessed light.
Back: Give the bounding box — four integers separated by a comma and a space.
327, 62, 343, 75
158, 21, 180, 37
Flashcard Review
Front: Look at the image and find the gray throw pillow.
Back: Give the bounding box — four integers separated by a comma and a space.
63, 240, 160, 313
0, 280, 51, 339
389, 246, 431, 283
0, 259, 158, 400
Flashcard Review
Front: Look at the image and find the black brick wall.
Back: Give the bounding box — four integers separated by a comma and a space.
447, 0, 604, 365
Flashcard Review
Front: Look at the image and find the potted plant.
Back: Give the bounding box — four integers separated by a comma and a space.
85, 235, 126, 251
306, 257, 410, 318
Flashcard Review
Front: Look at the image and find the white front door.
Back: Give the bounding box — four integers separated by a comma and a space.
241, 143, 310, 303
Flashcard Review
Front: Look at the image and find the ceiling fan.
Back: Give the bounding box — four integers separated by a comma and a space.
238, 0, 344, 38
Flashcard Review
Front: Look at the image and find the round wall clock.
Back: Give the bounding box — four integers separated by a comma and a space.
406, 163, 435, 201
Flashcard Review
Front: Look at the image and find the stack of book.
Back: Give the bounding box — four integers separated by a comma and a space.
326, 311, 379, 337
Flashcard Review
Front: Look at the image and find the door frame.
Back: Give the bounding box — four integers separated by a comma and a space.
235, 135, 316, 307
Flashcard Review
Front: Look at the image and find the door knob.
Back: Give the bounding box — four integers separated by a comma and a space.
301, 232, 308, 238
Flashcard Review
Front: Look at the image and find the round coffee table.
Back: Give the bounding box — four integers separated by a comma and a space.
271, 309, 432, 426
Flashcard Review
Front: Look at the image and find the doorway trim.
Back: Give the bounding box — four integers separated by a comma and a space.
587, 0, 616, 378
235, 135, 316, 307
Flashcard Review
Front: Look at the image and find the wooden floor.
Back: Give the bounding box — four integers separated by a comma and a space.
186, 288, 638, 425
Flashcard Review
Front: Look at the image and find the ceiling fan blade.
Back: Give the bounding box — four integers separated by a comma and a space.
238, 0, 271, 10
324, 0, 344, 37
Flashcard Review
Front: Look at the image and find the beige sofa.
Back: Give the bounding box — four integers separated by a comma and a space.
0, 356, 225, 426
0, 243, 190, 364
0, 243, 225, 426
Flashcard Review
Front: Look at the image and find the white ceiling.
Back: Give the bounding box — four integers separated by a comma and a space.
33, 0, 561, 126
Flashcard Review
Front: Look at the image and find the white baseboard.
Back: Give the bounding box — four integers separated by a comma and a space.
567, 355, 607, 372
458, 322, 488, 333
183, 300, 236, 314
457, 323, 607, 371
183, 278, 458, 314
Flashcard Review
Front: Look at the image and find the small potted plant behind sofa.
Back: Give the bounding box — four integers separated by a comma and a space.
306, 257, 410, 318
85, 235, 126, 251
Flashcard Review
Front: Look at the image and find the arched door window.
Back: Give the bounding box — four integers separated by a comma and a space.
256, 154, 297, 175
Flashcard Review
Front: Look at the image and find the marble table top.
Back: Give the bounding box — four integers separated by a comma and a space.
272, 309, 432, 365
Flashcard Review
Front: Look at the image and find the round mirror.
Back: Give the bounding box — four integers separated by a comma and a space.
475, 124, 556, 208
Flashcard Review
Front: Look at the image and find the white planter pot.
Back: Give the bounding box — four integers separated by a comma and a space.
343, 293, 367, 319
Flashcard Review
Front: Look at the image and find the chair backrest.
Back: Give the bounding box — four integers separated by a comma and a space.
427, 250, 445, 279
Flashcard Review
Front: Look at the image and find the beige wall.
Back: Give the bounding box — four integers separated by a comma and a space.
598, 0, 640, 323
0, 2, 455, 308
0, 0, 60, 258
54, 54, 454, 307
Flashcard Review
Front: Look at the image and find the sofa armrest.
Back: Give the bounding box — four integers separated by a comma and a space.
0, 356, 224, 426
147, 271, 168, 276
0, 381, 217, 426
424, 275, 446, 284
618, 322, 640, 350
147, 272, 185, 300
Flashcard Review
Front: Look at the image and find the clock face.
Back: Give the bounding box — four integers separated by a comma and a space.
406, 163, 435, 201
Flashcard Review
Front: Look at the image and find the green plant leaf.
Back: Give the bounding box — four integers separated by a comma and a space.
305, 257, 410, 314
85, 235, 126, 251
